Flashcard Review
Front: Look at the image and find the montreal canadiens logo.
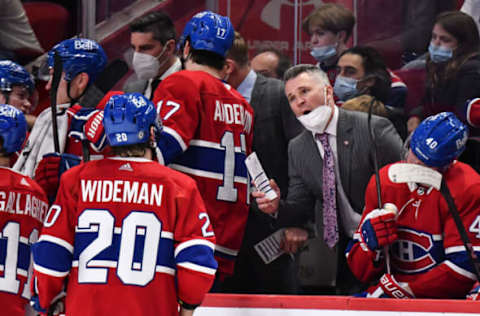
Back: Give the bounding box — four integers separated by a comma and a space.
391, 228, 439, 273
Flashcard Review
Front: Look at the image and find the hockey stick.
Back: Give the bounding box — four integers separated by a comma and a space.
50, 51, 63, 153
440, 179, 480, 280
366, 97, 394, 274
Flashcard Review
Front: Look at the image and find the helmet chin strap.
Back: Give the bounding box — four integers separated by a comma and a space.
66, 80, 87, 107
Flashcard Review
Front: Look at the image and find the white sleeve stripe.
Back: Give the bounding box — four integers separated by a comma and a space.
391, 81, 407, 88
177, 262, 216, 275
445, 245, 480, 254
444, 260, 477, 280
163, 126, 187, 151
38, 235, 74, 253
33, 263, 69, 278
189, 139, 243, 152
161, 231, 173, 239
175, 239, 215, 257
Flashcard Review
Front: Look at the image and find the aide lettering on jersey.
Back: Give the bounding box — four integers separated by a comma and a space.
80, 180, 163, 207
391, 228, 438, 273
213, 100, 253, 134
0, 191, 47, 223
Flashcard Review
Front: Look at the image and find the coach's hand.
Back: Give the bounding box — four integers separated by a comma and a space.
252, 179, 280, 215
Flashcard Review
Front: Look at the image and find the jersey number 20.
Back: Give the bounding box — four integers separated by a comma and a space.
77, 210, 161, 287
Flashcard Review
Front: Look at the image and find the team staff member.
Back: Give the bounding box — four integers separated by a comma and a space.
347, 112, 480, 298
253, 64, 402, 294
31, 93, 217, 316
124, 10, 181, 99
0, 104, 48, 315
153, 11, 254, 283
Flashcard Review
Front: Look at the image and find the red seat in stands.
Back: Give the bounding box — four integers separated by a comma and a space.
22, 2, 71, 56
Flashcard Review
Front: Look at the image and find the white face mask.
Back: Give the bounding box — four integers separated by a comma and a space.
132, 45, 168, 80
297, 105, 333, 134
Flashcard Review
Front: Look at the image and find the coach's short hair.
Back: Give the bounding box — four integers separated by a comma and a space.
283, 64, 330, 87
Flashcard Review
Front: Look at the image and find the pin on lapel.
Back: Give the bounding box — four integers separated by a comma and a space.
343, 140, 349, 146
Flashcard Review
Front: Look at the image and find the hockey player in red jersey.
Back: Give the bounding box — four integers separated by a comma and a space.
346, 112, 480, 298
13, 38, 109, 202
0, 104, 49, 315
152, 11, 254, 282
31, 93, 217, 316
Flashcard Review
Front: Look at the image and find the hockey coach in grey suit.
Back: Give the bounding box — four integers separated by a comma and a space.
253, 64, 403, 294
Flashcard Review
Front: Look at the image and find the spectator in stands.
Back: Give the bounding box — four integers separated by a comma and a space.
253, 64, 402, 294
347, 112, 480, 299
124, 11, 181, 100
335, 46, 407, 139
251, 48, 291, 79
407, 11, 480, 171
0, 0, 43, 61
222, 32, 303, 294
303, 3, 407, 109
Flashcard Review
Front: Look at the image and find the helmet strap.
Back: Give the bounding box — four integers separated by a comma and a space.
66, 80, 87, 107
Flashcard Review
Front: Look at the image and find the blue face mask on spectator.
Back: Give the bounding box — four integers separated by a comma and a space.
428, 43, 453, 63
334, 75, 359, 101
310, 44, 337, 63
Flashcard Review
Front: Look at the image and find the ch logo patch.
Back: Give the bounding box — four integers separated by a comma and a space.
391, 228, 439, 273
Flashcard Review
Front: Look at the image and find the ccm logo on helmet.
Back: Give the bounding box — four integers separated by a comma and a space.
74, 39, 95, 51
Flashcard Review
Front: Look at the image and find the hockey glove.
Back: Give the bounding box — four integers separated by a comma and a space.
467, 282, 480, 300
84, 110, 107, 152
378, 273, 414, 299
35, 153, 81, 202
360, 208, 397, 251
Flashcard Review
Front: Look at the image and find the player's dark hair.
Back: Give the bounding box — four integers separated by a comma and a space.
340, 46, 391, 103
189, 47, 226, 71
0, 136, 10, 157
112, 142, 149, 158
130, 11, 176, 45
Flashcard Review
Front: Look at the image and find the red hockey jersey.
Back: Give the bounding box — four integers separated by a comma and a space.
0, 167, 48, 315
346, 161, 480, 298
153, 70, 254, 276
32, 157, 217, 316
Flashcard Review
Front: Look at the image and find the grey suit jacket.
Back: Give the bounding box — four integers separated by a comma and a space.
277, 108, 403, 291
250, 74, 303, 195
227, 74, 303, 294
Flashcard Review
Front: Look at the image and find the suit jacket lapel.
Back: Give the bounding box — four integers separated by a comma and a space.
336, 109, 354, 197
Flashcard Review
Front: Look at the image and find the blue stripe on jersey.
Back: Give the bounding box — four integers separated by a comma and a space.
32, 241, 72, 273
158, 131, 183, 165
176, 245, 218, 270
175, 144, 247, 177
0, 239, 31, 271
73, 232, 175, 269
447, 250, 480, 274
